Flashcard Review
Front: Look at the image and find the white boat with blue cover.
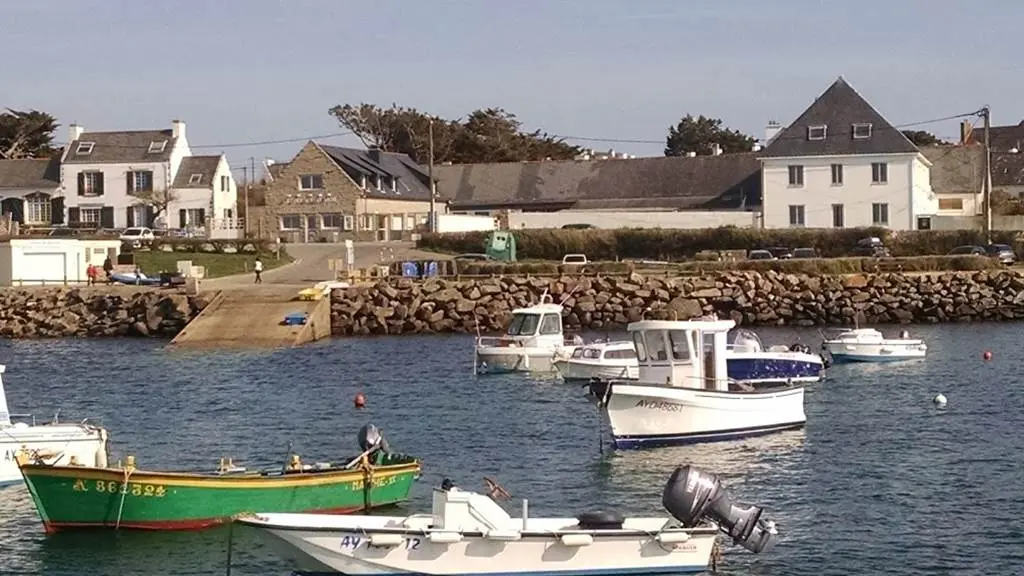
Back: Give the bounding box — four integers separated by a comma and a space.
588, 319, 806, 449
822, 327, 927, 363
237, 465, 781, 576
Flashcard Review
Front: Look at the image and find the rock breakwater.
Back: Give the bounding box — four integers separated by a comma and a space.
0, 287, 214, 338
329, 271, 1024, 335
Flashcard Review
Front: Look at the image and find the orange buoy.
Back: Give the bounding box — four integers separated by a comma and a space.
353, 392, 367, 409
983, 351, 992, 361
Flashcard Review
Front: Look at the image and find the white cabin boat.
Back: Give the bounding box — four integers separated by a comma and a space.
475, 297, 582, 375
554, 340, 639, 382
237, 465, 781, 576
822, 328, 927, 363
587, 319, 806, 449
0, 364, 109, 487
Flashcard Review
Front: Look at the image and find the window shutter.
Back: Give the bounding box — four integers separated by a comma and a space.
127, 172, 133, 194
9, 199, 24, 224
97, 173, 105, 195
77, 172, 85, 196
145, 205, 155, 227
50, 197, 65, 224
126, 207, 135, 227
100, 206, 114, 228
179, 209, 187, 228
68, 207, 81, 226
198, 208, 206, 226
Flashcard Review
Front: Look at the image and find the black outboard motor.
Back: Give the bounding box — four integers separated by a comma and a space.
357, 423, 391, 454
662, 465, 778, 554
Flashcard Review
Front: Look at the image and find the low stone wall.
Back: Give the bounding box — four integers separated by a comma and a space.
329, 271, 1024, 335
0, 287, 215, 338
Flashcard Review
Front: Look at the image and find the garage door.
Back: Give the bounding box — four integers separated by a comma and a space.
22, 253, 67, 283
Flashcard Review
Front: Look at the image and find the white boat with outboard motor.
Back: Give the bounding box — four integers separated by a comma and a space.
553, 340, 639, 382
474, 295, 582, 375
236, 464, 780, 576
0, 364, 109, 487
821, 327, 927, 363
586, 318, 806, 449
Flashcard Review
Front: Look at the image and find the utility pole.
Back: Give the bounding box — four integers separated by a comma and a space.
246, 157, 255, 238
428, 119, 436, 233
982, 106, 992, 244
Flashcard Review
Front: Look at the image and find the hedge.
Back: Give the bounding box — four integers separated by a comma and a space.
419, 227, 1024, 260
120, 238, 273, 254
454, 255, 1002, 276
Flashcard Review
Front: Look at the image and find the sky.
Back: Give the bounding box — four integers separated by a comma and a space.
2, 0, 1021, 179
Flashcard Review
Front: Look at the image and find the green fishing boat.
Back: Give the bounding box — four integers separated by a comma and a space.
17, 424, 421, 533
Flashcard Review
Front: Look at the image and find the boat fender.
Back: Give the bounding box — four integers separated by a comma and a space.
575, 510, 625, 530
560, 533, 594, 547
428, 531, 464, 544
369, 533, 406, 547
484, 529, 522, 541
656, 531, 691, 544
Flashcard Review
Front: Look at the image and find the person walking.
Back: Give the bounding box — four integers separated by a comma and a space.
102, 257, 114, 284
254, 258, 263, 284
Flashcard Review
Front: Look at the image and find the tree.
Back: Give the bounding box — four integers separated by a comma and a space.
902, 130, 948, 147
131, 188, 177, 224
327, 103, 580, 164
664, 114, 755, 157
0, 109, 59, 159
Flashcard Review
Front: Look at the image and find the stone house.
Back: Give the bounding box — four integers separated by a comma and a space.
250, 141, 434, 242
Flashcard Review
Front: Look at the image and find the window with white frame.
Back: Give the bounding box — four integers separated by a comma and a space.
147, 140, 167, 153
788, 165, 804, 187
871, 162, 888, 184
280, 214, 302, 229
189, 173, 203, 185
78, 171, 104, 196
220, 175, 229, 191
788, 205, 805, 227
872, 203, 889, 226
343, 215, 354, 230
299, 174, 323, 190
807, 125, 827, 140
832, 204, 844, 228
853, 123, 873, 139
25, 193, 51, 224
831, 163, 843, 185
76, 142, 94, 155
321, 213, 343, 229
184, 208, 205, 226
80, 207, 101, 224
128, 170, 154, 193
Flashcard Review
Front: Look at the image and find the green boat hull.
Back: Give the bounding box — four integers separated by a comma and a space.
19, 454, 421, 532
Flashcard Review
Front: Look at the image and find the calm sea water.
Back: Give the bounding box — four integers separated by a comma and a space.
0, 325, 1022, 576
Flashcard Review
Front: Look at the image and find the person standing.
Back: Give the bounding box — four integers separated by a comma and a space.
254, 258, 263, 284
102, 257, 114, 284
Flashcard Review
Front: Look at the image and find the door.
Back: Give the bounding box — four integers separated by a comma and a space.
23, 253, 66, 284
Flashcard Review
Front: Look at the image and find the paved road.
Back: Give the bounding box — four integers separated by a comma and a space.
203, 242, 444, 288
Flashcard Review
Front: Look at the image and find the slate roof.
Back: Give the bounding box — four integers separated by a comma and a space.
762, 77, 919, 158
434, 153, 763, 211
0, 157, 61, 189
319, 145, 433, 201
992, 152, 1024, 187
266, 162, 289, 181
923, 145, 983, 194
171, 155, 222, 189
966, 121, 1024, 152
63, 129, 177, 164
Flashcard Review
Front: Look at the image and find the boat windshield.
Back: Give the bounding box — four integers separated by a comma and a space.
571, 348, 584, 359
581, 348, 601, 359
603, 348, 637, 360
507, 313, 539, 336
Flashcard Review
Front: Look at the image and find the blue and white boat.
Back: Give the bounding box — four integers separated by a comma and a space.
822, 328, 927, 363
726, 329, 826, 383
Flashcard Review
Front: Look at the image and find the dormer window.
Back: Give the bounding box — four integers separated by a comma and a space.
148, 140, 167, 153
807, 125, 827, 141
852, 123, 873, 139
188, 173, 203, 185
375, 175, 382, 190
76, 142, 94, 155
359, 175, 367, 189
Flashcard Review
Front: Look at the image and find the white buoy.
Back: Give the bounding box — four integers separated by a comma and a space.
933, 393, 947, 407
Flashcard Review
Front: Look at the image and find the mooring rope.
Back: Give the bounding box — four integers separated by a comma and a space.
114, 466, 134, 530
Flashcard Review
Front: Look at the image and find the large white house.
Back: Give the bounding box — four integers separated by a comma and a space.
59, 120, 239, 235
761, 77, 938, 230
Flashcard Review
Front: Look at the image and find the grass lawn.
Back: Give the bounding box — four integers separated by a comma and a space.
131, 250, 293, 278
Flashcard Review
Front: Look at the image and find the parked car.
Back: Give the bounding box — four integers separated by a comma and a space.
561, 254, 589, 265
48, 227, 77, 237
984, 243, 1017, 265
453, 253, 495, 262
748, 249, 776, 261
792, 247, 818, 259
947, 245, 986, 256
852, 237, 891, 257
765, 246, 793, 259
119, 227, 155, 247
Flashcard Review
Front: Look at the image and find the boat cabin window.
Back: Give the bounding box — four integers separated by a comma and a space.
538, 313, 562, 335
571, 348, 584, 359
646, 330, 669, 362
632, 332, 648, 362
669, 330, 692, 361
507, 313, 539, 336
604, 348, 637, 360
582, 347, 601, 359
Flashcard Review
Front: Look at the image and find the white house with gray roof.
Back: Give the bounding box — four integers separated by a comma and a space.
0, 157, 62, 228
59, 120, 239, 236
760, 77, 938, 231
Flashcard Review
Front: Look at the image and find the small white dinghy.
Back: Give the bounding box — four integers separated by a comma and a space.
553, 340, 639, 382
821, 327, 927, 363
237, 465, 780, 576
0, 364, 110, 487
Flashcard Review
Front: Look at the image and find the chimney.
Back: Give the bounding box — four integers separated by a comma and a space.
368, 146, 383, 164
68, 124, 84, 142
960, 121, 974, 145
172, 119, 186, 140
764, 121, 782, 143
711, 143, 723, 156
